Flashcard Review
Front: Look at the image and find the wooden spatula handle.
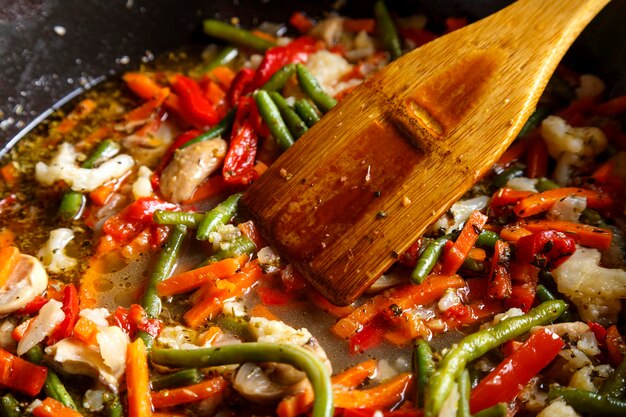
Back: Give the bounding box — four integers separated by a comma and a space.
242, 0, 610, 305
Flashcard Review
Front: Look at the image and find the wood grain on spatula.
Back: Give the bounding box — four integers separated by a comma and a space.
242, 0, 610, 305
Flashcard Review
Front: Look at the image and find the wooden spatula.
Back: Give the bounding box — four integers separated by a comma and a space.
241, 0, 610, 306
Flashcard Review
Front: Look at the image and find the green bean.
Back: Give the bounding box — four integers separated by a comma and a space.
535, 284, 576, 322
518, 107, 550, 138
59, 190, 86, 220
138, 224, 187, 348
196, 193, 242, 241
218, 316, 256, 342
254, 90, 294, 150
457, 370, 471, 417
269, 92, 308, 139
198, 46, 239, 74
181, 108, 237, 149
295, 99, 321, 127
493, 165, 524, 188
548, 387, 626, 417
580, 208, 608, 228
295, 64, 337, 113
81, 139, 121, 168
424, 300, 566, 417
413, 339, 436, 408
373, 0, 402, 60
410, 236, 449, 284
151, 342, 333, 417
154, 210, 205, 228
461, 257, 484, 274
103, 393, 123, 417
151, 368, 203, 391
600, 355, 626, 398
202, 235, 256, 266
203, 19, 276, 52
24, 346, 77, 410
536, 177, 560, 192
0, 394, 20, 417
473, 403, 508, 417
261, 64, 296, 92
476, 230, 501, 248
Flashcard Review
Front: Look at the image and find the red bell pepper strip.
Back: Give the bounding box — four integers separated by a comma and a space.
441, 211, 488, 275
523, 220, 613, 250
490, 188, 534, 208
227, 68, 256, 107
48, 284, 79, 344
487, 240, 512, 300
399, 28, 437, 47
150, 129, 201, 190
349, 315, 386, 354
525, 136, 549, 178
252, 36, 318, 89
470, 328, 565, 413
102, 197, 178, 244
289, 11, 315, 33
587, 321, 607, 347
517, 230, 576, 270
171, 74, 219, 127
112, 304, 163, 339
222, 97, 259, 185
606, 325, 625, 367
506, 262, 539, 312
16, 295, 49, 315
0, 348, 48, 396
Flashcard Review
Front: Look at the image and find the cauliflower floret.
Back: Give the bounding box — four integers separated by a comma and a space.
131, 165, 154, 200
35, 142, 134, 192
310, 16, 344, 46
209, 224, 242, 251
537, 400, 581, 417
541, 116, 607, 185
450, 196, 490, 230
506, 176, 538, 192
249, 317, 312, 346
157, 325, 200, 350
84, 389, 106, 412
37, 228, 78, 274
305, 50, 353, 97
222, 299, 247, 318
575, 74, 605, 99
547, 195, 586, 222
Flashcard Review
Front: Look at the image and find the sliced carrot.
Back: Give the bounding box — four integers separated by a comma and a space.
332, 275, 465, 339
497, 138, 530, 168
126, 339, 152, 417
0, 162, 19, 187
0, 246, 20, 287
606, 325, 625, 367
594, 95, 626, 116
72, 317, 100, 346
251, 30, 277, 43
331, 359, 378, 388
250, 304, 279, 321
343, 18, 376, 34
591, 160, 614, 183
0, 228, 15, 249
277, 389, 315, 417
334, 373, 414, 409
487, 240, 512, 300
183, 175, 232, 204
524, 220, 613, 250
32, 398, 82, 417
468, 247, 486, 262
55, 99, 98, 134
290, 11, 315, 33
0, 348, 48, 396
123, 72, 165, 100
184, 261, 263, 328
441, 211, 488, 275
125, 87, 169, 122
151, 376, 227, 408
500, 224, 532, 242
526, 136, 548, 178
89, 170, 131, 206
197, 326, 223, 346
309, 291, 354, 318
209, 66, 236, 91
11, 318, 34, 342
203, 80, 226, 106
157, 256, 245, 297
76, 125, 112, 152
514, 187, 612, 218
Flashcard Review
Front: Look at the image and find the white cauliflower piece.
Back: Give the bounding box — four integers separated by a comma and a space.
450, 196, 490, 230
37, 228, 78, 274
305, 50, 353, 97
0, 254, 48, 315
79, 308, 111, 327
506, 176, 538, 192
209, 224, 242, 251
537, 400, 581, 417
157, 325, 199, 350
249, 317, 312, 346
83, 389, 106, 412
131, 165, 154, 200
310, 16, 344, 46
222, 299, 247, 318
17, 300, 65, 356
0, 320, 16, 352
575, 75, 605, 99
35, 142, 134, 192
547, 195, 586, 222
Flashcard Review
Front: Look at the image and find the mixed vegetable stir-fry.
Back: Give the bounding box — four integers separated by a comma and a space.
0, 2, 625, 416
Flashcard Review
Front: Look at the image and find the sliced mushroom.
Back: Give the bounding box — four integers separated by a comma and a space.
160, 138, 227, 203
232, 362, 311, 405
0, 254, 48, 315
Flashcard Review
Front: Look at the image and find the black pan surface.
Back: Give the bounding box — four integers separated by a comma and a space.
1, 0, 625, 152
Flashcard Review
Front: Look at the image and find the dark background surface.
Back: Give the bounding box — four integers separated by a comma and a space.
1, 0, 625, 151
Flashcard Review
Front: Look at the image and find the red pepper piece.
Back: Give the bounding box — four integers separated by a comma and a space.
257, 286, 292, 306
348, 315, 386, 354
490, 188, 534, 208
399, 27, 437, 47
48, 284, 79, 344
111, 304, 163, 338
171, 75, 219, 127
150, 129, 201, 190
505, 262, 539, 312
222, 98, 259, 186
398, 239, 422, 268
102, 197, 178, 244
227, 68, 256, 107
16, 295, 48, 315
441, 211, 488, 275
470, 328, 564, 413
0, 348, 48, 396
252, 36, 318, 89
606, 325, 625, 367
487, 240, 512, 300
587, 321, 607, 347
517, 230, 576, 270
289, 11, 315, 33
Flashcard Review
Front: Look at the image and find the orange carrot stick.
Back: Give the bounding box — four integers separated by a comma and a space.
0, 246, 19, 287
126, 339, 152, 417
156, 256, 245, 297
524, 220, 613, 250
277, 389, 315, 417
526, 136, 548, 178
55, 99, 98, 134
0, 163, 19, 187
441, 211, 488, 275
334, 373, 414, 410
500, 224, 532, 242
125, 88, 169, 122
32, 398, 82, 417
151, 377, 227, 408
72, 317, 100, 346
343, 18, 376, 33
183, 175, 233, 204
123, 72, 166, 100
514, 187, 612, 218
594, 95, 626, 116
331, 359, 378, 388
